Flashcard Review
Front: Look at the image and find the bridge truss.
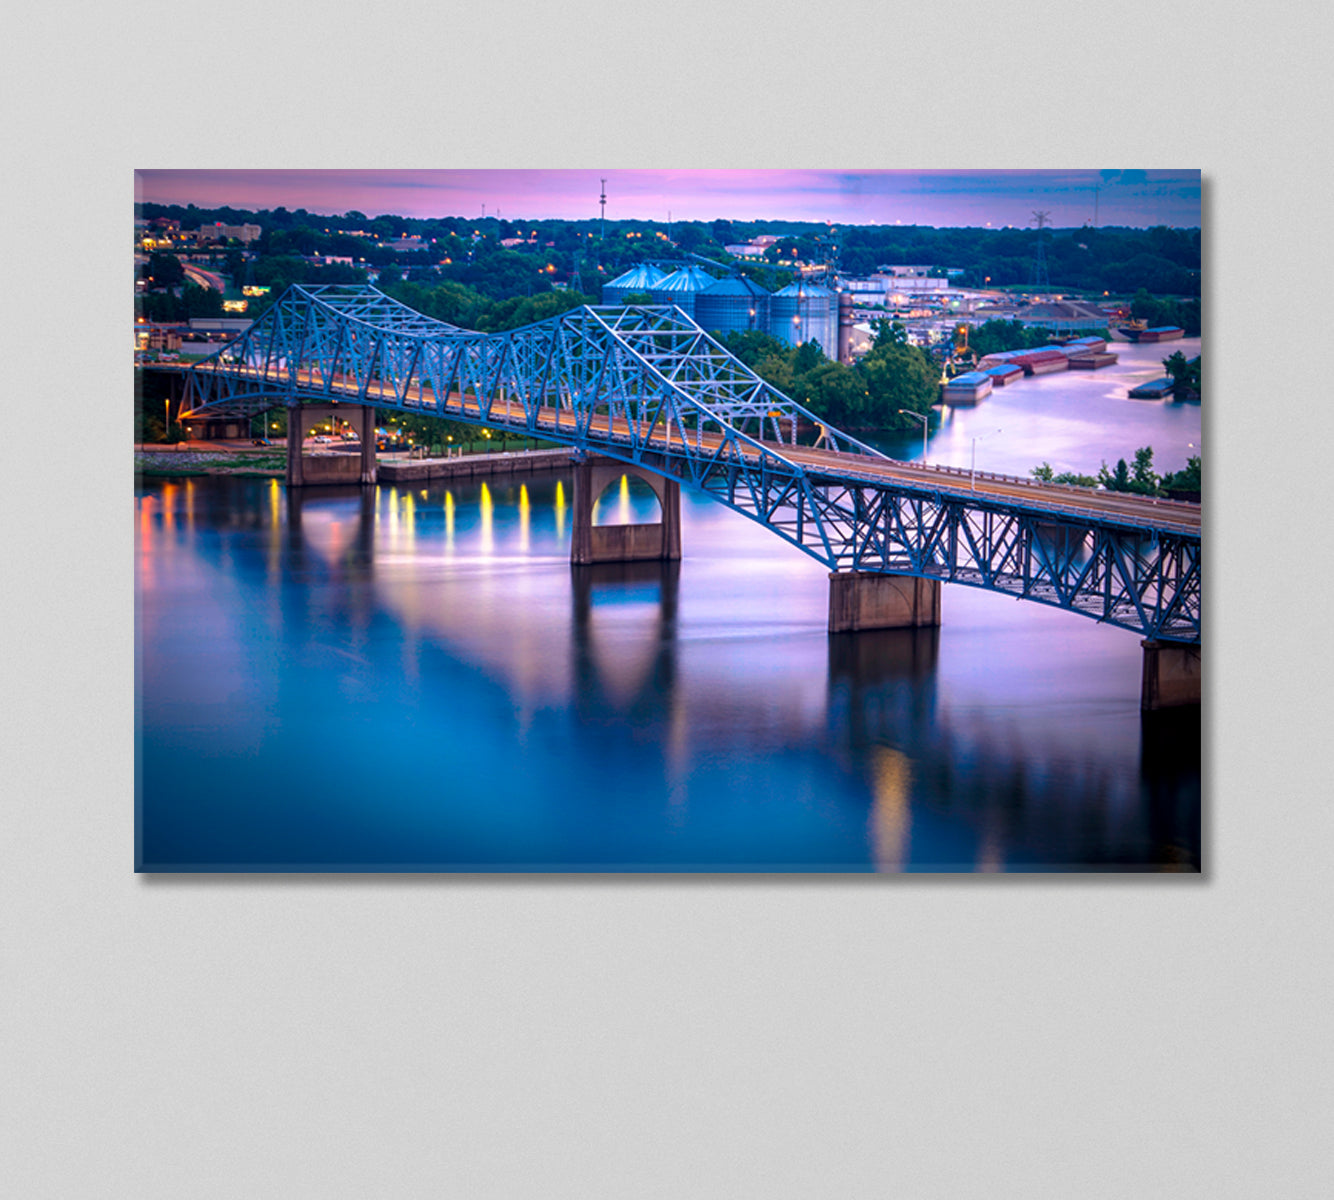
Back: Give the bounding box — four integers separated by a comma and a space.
184, 285, 1200, 643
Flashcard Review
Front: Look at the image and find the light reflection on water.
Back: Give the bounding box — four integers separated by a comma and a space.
135, 469, 1199, 872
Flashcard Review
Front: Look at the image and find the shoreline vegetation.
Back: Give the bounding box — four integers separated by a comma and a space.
1032, 447, 1201, 502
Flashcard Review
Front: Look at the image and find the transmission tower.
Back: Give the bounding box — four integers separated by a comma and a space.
1030, 210, 1051, 290
600, 178, 607, 241
570, 253, 583, 297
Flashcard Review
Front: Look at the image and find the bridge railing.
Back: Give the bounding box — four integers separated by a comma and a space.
804, 457, 1202, 536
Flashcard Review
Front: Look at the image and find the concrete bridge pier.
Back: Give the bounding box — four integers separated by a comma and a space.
828, 572, 942, 634
1140, 640, 1201, 711
286, 403, 377, 487
571, 456, 681, 565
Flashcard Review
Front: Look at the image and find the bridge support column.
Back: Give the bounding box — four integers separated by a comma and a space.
571, 456, 681, 565
828, 572, 942, 634
1140, 640, 1201, 711
357, 405, 377, 484
286, 402, 304, 487
285, 403, 376, 487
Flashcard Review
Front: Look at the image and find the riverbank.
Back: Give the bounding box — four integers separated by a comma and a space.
134, 444, 577, 481
135, 448, 286, 478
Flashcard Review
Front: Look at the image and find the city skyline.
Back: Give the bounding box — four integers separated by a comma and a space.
135, 169, 1202, 229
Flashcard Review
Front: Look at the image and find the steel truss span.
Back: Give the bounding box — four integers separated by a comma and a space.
184, 285, 1201, 643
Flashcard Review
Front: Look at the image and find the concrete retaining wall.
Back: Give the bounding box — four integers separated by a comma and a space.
299, 454, 363, 484
378, 449, 572, 483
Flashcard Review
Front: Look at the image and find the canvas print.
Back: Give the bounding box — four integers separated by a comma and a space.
134, 169, 1201, 872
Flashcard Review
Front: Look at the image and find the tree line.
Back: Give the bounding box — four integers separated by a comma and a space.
1032, 447, 1200, 500
720, 322, 937, 432
139, 201, 1199, 298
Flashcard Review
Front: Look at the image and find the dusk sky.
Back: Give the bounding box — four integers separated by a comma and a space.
135, 169, 1201, 229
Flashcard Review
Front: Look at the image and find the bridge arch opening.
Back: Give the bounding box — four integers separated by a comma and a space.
571, 457, 681, 566
592, 473, 663, 527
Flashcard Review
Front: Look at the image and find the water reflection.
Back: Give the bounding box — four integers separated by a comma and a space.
875, 337, 1203, 479
135, 473, 1200, 871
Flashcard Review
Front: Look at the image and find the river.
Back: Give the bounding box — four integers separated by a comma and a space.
135, 344, 1201, 872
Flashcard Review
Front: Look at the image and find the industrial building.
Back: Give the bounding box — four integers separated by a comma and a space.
197, 222, 262, 245
770, 282, 838, 353
648, 265, 717, 320
693, 275, 771, 338
600, 263, 668, 305
1011, 300, 1111, 334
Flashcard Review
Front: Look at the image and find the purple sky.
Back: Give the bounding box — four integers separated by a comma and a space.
135, 169, 1200, 229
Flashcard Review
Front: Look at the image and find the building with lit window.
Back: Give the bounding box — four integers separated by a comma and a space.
197, 222, 262, 244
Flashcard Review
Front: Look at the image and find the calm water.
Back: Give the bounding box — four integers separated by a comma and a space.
877, 337, 1203, 474
136, 348, 1201, 872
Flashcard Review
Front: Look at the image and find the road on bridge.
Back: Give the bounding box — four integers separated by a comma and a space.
197, 364, 1202, 535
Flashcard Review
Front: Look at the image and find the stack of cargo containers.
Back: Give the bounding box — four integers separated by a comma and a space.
694, 275, 771, 338
1007, 348, 1070, 376
940, 371, 994, 403
601, 263, 668, 305
981, 363, 1024, 386
1064, 335, 1108, 355
769, 282, 838, 353
1126, 326, 1184, 344
1066, 350, 1119, 369
649, 265, 718, 321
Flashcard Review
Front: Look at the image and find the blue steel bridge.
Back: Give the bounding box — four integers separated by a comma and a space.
182, 284, 1201, 647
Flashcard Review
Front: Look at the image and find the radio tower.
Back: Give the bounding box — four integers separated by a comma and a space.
599, 178, 607, 241
1030, 210, 1051, 290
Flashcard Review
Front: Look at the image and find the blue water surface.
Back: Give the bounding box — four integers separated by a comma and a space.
135, 470, 1199, 872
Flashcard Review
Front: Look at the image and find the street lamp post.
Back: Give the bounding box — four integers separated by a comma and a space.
970, 428, 1003, 492
898, 409, 929, 464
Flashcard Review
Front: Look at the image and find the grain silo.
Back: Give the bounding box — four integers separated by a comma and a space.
601, 263, 668, 305
693, 275, 771, 338
769, 281, 838, 355
649, 265, 718, 321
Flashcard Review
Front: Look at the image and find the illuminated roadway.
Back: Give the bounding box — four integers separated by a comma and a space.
202, 363, 1201, 536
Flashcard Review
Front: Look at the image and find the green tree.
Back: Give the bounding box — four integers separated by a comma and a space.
1161, 455, 1201, 500
719, 330, 787, 369
854, 322, 938, 429
1163, 350, 1201, 399
792, 340, 824, 375
1130, 446, 1160, 494
477, 289, 591, 332
751, 351, 795, 394
1100, 458, 1133, 492
1098, 447, 1160, 496
179, 281, 223, 320
143, 252, 184, 287
967, 319, 1052, 359
793, 361, 869, 426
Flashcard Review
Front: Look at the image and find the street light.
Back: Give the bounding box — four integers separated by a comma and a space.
971, 428, 1003, 492
898, 409, 929, 464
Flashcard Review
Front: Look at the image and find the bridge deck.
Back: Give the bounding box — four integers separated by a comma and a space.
194, 364, 1200, 537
